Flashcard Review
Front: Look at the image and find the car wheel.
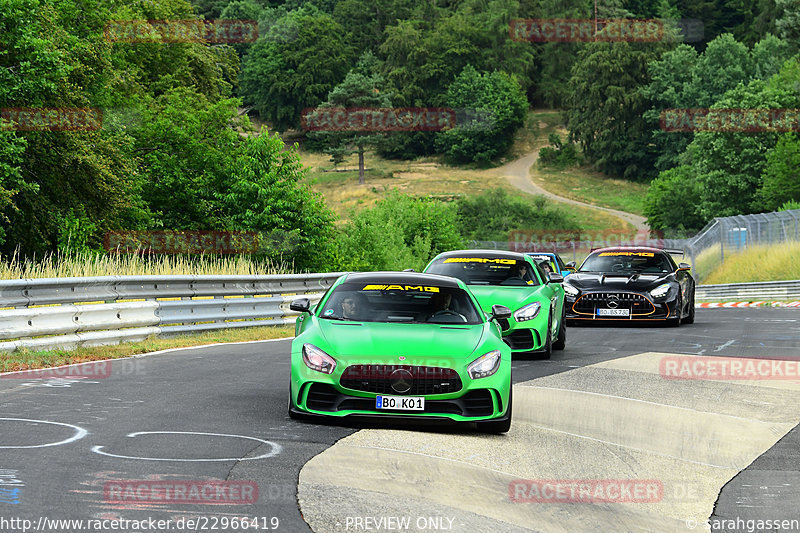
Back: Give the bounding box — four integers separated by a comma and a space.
553, 306, 567, 351
478, 383, 512, 433
684, 289, 695, 324
668, 296, 682, 327
541, 313, 553, 358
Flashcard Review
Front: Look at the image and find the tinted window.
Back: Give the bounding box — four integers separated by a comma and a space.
579, 252, 673, 274
319, 281, 483, 324
426, 257, 540, 287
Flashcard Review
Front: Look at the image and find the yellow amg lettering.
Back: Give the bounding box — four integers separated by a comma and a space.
361, 284, 388, 290
598, 252, 654, 257
443, 257, 516, 264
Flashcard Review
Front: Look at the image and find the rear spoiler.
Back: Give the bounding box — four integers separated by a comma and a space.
664, 249, 684, 256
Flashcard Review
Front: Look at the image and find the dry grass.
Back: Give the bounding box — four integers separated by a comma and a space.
0, 325, 294, 372
701, 242, 800, 285
0, 250, 289, 280
298, 110, 634, 233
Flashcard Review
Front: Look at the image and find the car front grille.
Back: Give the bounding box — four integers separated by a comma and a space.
310, 389, 495, 417
573, 292, 654, 314
340, 364, 463, 395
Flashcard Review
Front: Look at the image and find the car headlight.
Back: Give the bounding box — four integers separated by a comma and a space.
650, 283, 671, 299
563, 282, 579, 296
468, 350, 502, 379
302, 343, 336, 374
514, 302, 541, 322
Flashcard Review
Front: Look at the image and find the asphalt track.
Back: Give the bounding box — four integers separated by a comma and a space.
0, 308, 798, 533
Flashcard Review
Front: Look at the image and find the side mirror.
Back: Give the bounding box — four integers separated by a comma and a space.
290, 298, 311, 313
490, 304, 512, 320
548, 272, 564, 283
678, 263, 691, 271
565, 261, 576, 269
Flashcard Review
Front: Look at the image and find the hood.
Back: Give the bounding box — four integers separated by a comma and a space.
312, 319, 488, 364
467, 285, 544, 313
566, 272, 672, 292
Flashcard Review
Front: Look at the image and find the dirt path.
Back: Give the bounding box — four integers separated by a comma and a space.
496, 149, 649, 231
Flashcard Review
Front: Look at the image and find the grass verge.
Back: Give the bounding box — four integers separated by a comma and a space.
532, 167, 649, 216
700, 242, 800, 285
0, 251, 289, 280
0, 325, 294, 373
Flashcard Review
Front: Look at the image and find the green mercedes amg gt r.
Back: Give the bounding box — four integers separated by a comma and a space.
288, 272, 514, 432
423, 250, 566, 358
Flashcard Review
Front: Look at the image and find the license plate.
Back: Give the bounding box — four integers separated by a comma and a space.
597, 308, 630, 317
376, 396, 424, 410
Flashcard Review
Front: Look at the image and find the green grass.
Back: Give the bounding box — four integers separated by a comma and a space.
701, 242, 800, 285
0, 325, 294, 371
533, 167, 649, 216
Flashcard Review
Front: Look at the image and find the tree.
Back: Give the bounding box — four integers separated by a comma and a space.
239, 7, 355, 131
643, 166, 705, 232
306, 53, 393, 184
436, 65, 528, 164
566, 41, 667, 180
757, 133, 800, 211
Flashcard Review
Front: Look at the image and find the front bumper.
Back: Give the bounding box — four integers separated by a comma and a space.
290, 361, 511, 422
496, 315, 549, 354
565, 291, 679, 321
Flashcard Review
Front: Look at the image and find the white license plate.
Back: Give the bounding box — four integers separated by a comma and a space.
376, 396, 424, 410
597, 308, 630, 317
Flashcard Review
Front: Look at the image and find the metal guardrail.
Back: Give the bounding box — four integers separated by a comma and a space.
0, 273, 344, 353
2, 273, 797, 353
695, 279, 800, 302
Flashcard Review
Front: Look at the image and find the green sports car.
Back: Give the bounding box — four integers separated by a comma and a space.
288, 272, 514, 432
423, 250, 566, 358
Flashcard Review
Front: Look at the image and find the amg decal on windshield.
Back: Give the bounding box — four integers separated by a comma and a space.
361, 285, 440, 292
443, 258, 516, 264
598, 252, 654, 257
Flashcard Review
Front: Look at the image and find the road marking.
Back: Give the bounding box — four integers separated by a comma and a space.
0, 418, 88, 449
91, 431, 282, 462
715, 339, 736, 352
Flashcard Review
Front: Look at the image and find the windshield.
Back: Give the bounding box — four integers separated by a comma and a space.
426, 257, 540, 287
319, 281, 483, 324
579, 251, 673, 274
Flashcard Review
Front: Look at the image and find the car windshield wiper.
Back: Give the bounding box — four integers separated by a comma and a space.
319, 315, 356, 321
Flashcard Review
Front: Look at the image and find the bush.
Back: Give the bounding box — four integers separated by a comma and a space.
456, 188, 577, 242
538, 133, 581, 168
643, 166, 706, 232
329, 191, 464, 272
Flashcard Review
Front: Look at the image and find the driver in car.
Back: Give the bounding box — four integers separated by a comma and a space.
425, 292, 467, 322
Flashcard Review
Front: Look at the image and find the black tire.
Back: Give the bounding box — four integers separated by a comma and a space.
539, 313, 553, 358
668, 296, 682, 327
553, 306, 567, 350
478, 384, 512, 433
684, 289, 695, 324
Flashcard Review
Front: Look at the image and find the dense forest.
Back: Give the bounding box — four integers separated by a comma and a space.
2, 0, 800, 271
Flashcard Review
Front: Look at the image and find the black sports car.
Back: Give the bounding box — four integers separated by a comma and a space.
563, 247, 695, 326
